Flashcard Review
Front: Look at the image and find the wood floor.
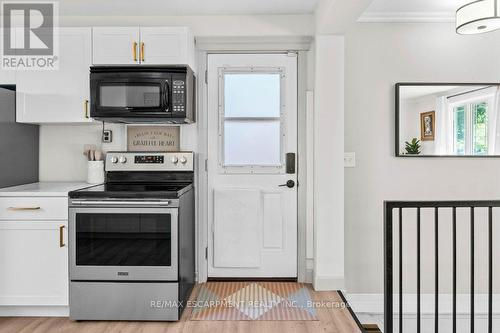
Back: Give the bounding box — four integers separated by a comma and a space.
0, 285, 362, 333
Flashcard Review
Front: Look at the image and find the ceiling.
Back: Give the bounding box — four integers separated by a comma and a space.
401, 86, 459, 100
360, 0, 472, 22
57, 0, 319, 16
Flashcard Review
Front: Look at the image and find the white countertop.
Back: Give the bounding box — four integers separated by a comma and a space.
0, 182, 91, 197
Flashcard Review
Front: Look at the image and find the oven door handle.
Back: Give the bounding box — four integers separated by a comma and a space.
70, 200, 171, 206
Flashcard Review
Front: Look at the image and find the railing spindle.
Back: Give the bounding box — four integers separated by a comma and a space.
488, 207, 492, 333
384, 204, 393, 333
435, 207, 439, 333
417, 207, 421, 333
452, 207, 457, 333
470, 207, 475, 333
399, 207, 403, 333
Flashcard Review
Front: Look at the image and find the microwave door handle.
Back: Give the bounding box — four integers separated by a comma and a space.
164, 81, 170, 111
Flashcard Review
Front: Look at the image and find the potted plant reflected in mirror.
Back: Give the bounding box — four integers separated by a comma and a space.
404, 138, 421, 155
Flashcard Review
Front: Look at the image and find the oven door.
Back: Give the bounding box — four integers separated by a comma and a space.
90, 77, 171, 118
69, 206, 178, 281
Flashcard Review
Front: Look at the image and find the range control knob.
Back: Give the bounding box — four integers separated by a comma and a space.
110, 156, 119, 164
180, 156, 187, 164
171, 156, 179, 164
119, 156, 127, 164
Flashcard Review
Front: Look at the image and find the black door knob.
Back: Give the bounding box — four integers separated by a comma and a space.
279, 180, 295, 188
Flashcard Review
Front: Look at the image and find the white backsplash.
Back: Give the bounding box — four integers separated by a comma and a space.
39, 123, 197, 181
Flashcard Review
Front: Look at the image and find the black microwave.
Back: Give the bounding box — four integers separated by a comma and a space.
90, 66, 195, 123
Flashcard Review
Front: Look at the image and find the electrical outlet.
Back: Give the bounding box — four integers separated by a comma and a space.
344, 152, 356, 168
102, 130, 112, 143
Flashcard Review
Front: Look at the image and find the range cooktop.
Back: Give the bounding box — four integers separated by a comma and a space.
69, 182, 193, 199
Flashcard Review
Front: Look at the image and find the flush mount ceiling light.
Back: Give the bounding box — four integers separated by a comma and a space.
456, 0, 500, 34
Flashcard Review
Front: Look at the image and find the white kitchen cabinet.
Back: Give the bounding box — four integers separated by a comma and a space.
16, 28, 92, 123
139, 27, 195, 68
92, 27, 140, 65
0, 220, 68, 306
92, 26, 196, 70
0, 183, 87, 311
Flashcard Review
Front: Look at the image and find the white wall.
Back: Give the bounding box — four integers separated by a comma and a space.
344, 22, 500, 297
313, 35, 345, 290
39, 123, 197, 181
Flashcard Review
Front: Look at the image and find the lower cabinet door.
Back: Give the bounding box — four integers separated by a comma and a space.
0, 220, 68, 306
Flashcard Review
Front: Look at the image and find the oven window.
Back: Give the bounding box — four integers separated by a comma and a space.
76, 213, 171, 266
99, 84, 161, 108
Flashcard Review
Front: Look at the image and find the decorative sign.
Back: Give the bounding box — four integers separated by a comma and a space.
127, 126, 180, 152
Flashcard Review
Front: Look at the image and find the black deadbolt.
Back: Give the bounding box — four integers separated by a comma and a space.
279, 180, 295, 188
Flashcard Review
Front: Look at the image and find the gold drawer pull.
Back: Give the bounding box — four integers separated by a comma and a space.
8, 206, 41, 211
59, 225, 65, 247
141, 42, 145, 62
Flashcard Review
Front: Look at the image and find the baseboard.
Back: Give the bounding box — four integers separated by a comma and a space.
312, 275, 345, 291
0, 306, 69, 317
345, 293, 500, 315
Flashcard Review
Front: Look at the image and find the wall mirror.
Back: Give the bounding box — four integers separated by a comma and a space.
396, 83, 500, 157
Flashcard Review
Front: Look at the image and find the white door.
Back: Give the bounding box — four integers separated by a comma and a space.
207, 53, 298, 278
92, 27, 140, 65
16, 28, 92, 123
139, 27, 195, 69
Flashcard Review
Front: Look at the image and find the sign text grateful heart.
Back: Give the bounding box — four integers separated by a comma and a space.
127, 126, 180, 152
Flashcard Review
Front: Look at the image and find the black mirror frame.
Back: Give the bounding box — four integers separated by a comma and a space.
395, 82, 500, 158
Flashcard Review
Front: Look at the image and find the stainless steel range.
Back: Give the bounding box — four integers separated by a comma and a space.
68, 151, 195, 321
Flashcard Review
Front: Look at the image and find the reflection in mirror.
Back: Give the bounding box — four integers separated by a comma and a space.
397, 84, 500, 156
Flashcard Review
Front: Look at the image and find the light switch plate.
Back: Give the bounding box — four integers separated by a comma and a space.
344, 152, 356, 168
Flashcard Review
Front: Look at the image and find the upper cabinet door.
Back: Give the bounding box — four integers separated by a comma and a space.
16, 28, 93, 123
92, 27, 140, 65
139, 27, 195, 70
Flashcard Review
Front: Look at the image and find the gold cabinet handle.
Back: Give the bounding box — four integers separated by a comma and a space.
141, 42, 145, 62
84, 99, 89, 119
59, 225, 65, 247
8, 206, 41, 211
133, 41, 138, 62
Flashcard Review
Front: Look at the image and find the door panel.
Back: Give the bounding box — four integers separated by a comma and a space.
262, 192, 284, 249
213, 189, 261, 268
207, 53, 297, 278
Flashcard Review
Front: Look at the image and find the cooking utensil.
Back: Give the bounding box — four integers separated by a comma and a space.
95, 150, 103, 161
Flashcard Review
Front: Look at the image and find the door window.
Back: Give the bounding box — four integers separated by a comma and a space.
99, 84, 161, 108
219, 69, 285, 172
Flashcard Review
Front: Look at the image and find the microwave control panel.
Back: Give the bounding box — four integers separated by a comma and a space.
171, 78, 185, 113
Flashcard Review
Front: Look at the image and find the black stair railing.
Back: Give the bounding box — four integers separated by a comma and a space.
384, 201, 497, 333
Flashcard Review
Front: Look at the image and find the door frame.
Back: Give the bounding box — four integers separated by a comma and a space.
195, 38, 312, 283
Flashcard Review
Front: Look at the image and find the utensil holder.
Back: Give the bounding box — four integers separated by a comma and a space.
87, 161, 104, 184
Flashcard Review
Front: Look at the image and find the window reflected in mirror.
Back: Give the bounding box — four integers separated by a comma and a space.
397, 84, 500, 156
